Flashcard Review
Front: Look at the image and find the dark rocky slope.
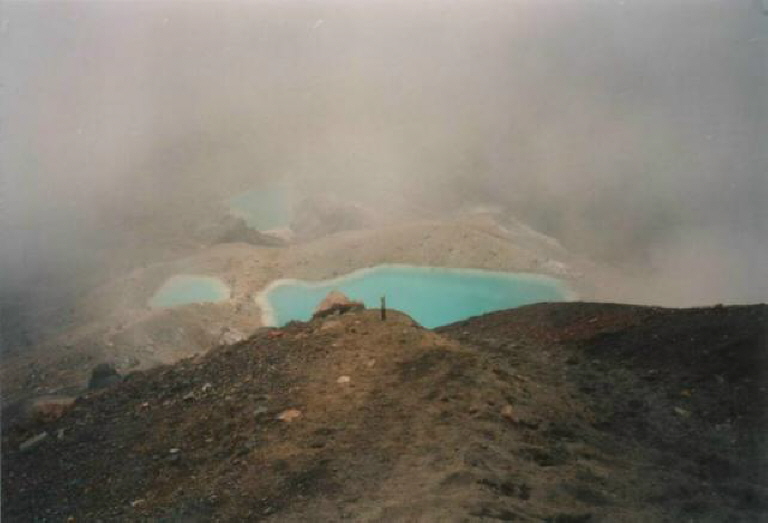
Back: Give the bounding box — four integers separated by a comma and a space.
2, 303, 766, 522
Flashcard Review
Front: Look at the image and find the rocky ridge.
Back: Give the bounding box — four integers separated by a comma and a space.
2, 303, 766, 522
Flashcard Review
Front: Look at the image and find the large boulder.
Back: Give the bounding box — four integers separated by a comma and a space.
312, 291, 364, 320
21, 396, 77, 424
87, 363, 122, 390
291, 193, 376, 241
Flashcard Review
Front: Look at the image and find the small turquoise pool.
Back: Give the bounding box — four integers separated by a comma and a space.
149, 275, 230, 308
259, 265, 572, 328
229, 183, 291, 230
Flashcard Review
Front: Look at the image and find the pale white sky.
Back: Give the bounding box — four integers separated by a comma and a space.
1, 0, 766, 304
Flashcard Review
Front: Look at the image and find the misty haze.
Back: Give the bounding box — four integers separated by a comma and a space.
1, 1, 767, 521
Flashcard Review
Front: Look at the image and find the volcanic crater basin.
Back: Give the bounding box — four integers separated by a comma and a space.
258, 264, 574, 328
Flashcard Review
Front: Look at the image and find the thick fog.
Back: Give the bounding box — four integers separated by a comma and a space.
1, 0, 766, 342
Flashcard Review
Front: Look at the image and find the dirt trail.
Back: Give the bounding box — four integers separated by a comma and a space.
2, 303, 766, 521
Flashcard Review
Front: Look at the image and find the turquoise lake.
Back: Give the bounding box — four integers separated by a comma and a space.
261, 265, 572, 328
229, 184, 291, 230
149, 275, 230, 308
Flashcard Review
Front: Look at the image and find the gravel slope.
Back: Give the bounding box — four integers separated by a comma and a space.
3, 303, 765, 521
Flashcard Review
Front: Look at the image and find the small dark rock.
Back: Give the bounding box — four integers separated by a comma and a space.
88, 363, 122, 390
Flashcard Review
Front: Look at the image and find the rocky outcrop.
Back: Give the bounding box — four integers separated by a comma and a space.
14, 396, 77, 425
291, 193, 376, 241
312, 291, 364, 319
218, 327, 246, 346
212, 216, 287, 247
87, 363, 122, 390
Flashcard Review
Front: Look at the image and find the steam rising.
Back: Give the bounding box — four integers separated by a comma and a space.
2, 0, 766, 343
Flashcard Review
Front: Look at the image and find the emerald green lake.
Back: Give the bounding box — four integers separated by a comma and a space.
260, 265, 572, 328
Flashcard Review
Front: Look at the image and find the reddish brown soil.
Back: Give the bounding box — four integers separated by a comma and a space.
2, 303, 766, 522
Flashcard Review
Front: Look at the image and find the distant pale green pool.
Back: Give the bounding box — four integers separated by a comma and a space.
259, 265, 573, 328
149, 275, 230, 308
229, 184, 291, 230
